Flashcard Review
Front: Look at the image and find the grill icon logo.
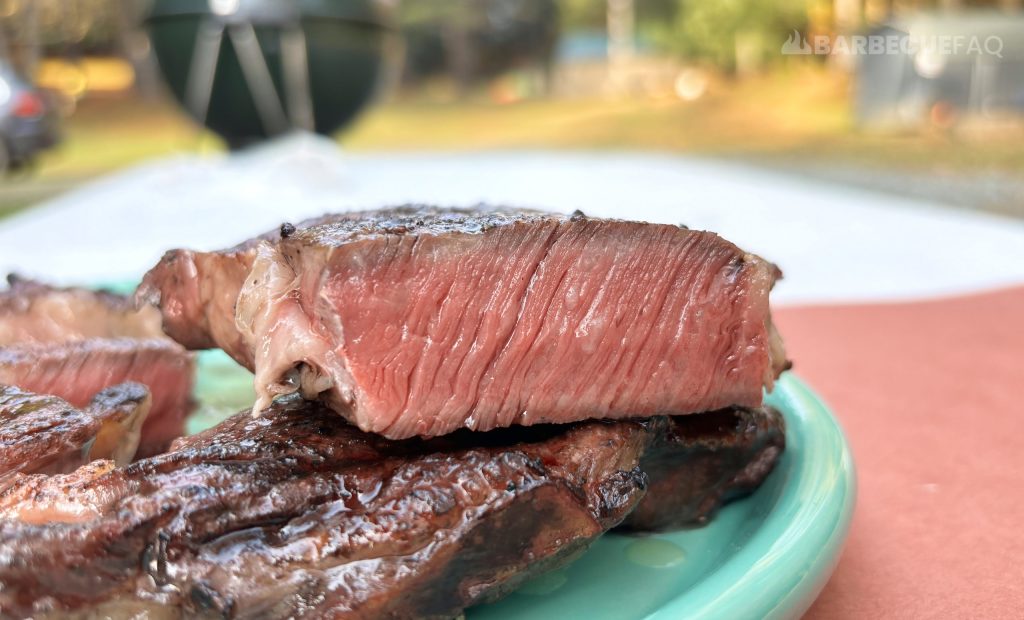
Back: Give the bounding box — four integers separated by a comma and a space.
781, 30, 813, 55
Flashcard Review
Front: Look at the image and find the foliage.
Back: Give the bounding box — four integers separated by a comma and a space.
1, 0, 812, 72
557, 0, 809, 71
558, 0, 608, 29
0, 0, 128, 53
669, 0, 809, 70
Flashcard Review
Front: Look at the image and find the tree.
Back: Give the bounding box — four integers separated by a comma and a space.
556, 0, 810, 72
666, 0, 809, 71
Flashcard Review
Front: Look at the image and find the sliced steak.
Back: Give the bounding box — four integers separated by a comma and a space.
0, 277, 161, 344
0, 277, 195, 456
140, 206, 787, 439
0, 382, 150, 480
0, 398, 783, 619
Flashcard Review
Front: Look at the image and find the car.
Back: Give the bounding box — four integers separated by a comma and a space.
0, 61, 60, 174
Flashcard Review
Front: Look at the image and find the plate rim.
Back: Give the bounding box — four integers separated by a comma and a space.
644, 374, 857, 620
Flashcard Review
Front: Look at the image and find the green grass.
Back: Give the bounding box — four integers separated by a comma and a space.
345, 68, 854, 155
35, 97, 211, 178
345, 69, 1024, 172
3, 66, 1022, 220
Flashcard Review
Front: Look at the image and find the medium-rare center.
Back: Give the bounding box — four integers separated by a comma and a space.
140, 206, 788, 439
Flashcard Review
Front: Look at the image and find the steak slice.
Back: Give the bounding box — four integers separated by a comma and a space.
0, 398, 783, 619
0, 382, 150, 480
0, 277, 195, 457
140, 206, 788, 439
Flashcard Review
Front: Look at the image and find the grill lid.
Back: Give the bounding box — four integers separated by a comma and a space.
146, 0, 389, 28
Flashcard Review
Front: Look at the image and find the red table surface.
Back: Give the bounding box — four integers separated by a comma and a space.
773, 286, 1024, 619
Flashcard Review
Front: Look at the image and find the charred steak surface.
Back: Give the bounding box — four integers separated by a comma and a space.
620, 405, 785, 531
0, 382, 150, 480
141, 206, 787, 439
0, 398, 783, 619
0, 277, 195, 457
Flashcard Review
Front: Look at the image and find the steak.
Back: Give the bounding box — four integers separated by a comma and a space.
620, 405, 785, 531
0, 277, 196, 457
0, 397, 783, 619
140, 206, 787, 439
0, 382, 150, 480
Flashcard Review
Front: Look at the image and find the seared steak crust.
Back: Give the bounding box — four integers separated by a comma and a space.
0, 382, 150, 479
141, 206, 787, 439
0, 399, 783, 619
621, 406, 786, 531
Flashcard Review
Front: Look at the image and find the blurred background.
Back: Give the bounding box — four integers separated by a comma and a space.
0, 0, 1021, 220
0, 7, 1022, 616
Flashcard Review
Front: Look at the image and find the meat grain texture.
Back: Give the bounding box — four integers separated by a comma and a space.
141, 206, 787, 439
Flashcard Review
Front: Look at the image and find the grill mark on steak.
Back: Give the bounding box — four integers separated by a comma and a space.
140, 206, 788, 440
0, 278, 196, 457
0, 399, 783, 619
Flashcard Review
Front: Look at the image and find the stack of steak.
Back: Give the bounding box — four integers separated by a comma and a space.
0, 277, 195, 457
0, 207, 789, 619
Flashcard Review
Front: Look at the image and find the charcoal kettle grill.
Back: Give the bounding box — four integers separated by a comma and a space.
146, 0, 395, 149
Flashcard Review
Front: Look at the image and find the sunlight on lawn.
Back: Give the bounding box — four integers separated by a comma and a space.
345, 67, 851, 153
3, 65, 1021, 222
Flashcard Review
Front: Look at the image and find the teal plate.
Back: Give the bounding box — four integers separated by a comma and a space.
189, 351, 856, 620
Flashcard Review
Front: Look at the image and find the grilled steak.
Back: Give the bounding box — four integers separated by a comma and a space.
0, 277, 195, 457
0, 382, 150, 480
620, 405, 785, 531
0, 398, 783, 619
140, 206, 787, 439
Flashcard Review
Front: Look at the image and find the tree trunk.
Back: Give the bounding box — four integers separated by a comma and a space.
115, 0, 162, 99
22, 0, 41, 78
